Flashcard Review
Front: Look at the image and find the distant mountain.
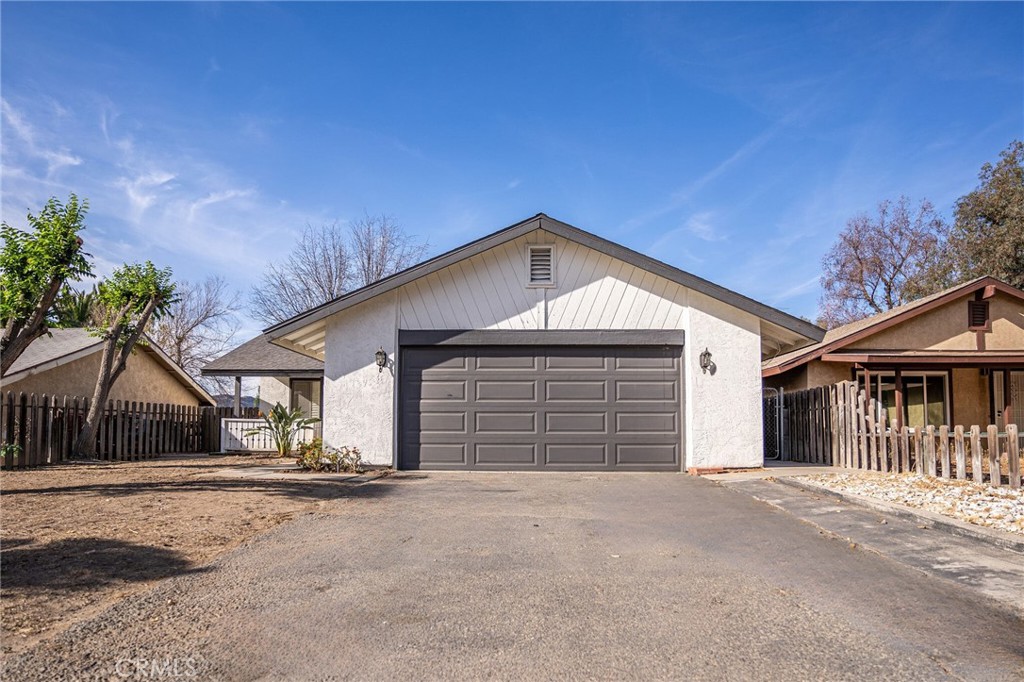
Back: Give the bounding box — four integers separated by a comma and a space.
212, 394, 257, 409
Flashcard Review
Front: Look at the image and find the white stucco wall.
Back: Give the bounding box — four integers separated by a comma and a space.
257, 376, 291, 415
317, 230, 768, 469
321, 292, 400, 465
682, 291, 764, 469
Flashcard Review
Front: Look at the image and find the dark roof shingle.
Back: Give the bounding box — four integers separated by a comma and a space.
202, 334, 323, 376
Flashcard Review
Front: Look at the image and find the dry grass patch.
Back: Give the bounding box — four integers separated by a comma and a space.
1, 454, 377, 655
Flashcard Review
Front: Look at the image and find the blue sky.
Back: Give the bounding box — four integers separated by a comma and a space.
2, 2, 1021, 340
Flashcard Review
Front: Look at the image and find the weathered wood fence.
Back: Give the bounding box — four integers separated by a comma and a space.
0, 391, 257, 470
782, 382, 1022, 488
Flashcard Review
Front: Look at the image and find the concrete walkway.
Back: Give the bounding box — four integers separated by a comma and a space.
716, 476, 1024, 617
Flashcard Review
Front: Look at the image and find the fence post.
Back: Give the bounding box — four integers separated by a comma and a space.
878, 408, 888, 473
987, 424, 1001, 486
925, 425, 936, 477
970, 426, 983, 483
939, 425, 950, 479
913, 427, 924, 475
954, 425, 966, 480
888, 421, 899, 473
1007, 424, 1020, 489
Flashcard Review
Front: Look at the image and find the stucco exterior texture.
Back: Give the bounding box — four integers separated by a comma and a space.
3, 348, 202, 406
318, 230, 766, 470
764, 291, 1024, 426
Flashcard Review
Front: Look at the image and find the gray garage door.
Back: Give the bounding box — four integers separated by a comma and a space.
400, 346, 682, 471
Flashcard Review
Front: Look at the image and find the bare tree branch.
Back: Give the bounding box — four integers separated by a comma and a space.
818, 197, 945, 328
249, 216, 428, 325
149, 276, 241, 392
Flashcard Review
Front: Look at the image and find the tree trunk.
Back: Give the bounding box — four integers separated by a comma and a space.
0, 277, 64, 376
72, 298, 159, 458
72, 326, 121, 458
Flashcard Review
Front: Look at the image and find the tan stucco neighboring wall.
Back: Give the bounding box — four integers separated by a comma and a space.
952, 368, 989, 426
2, 349, 201, 406
765, 361, 851, 393
845, 291, 1024, 351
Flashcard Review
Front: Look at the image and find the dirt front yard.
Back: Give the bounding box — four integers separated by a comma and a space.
0, 454, 380, 656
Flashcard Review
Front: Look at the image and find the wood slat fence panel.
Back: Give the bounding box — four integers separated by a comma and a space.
780, 381, 1021, 488
0, 392, 259, 469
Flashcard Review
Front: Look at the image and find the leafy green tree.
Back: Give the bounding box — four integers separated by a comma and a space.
49, 284, 105, 328
1, 194, 93, 375
917, 140, 1024, 292
244, 402, 320, 457
73, 262, 176, 457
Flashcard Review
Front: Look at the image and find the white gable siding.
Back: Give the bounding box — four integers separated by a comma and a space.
320, 228, 764, 469
398, 230, 689, 331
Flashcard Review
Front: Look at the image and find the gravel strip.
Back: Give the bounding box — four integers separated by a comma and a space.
802, 473, 1024, 536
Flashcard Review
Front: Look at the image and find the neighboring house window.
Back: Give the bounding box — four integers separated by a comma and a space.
290, 379, 321, 419
857, 371, 949, 429
992, 370, 1024, 428
967, 300, 990, 330
526, 244, 556, 287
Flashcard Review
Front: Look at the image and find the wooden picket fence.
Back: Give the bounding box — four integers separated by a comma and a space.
783, 381, 1022, 488
0, 391, 257, 470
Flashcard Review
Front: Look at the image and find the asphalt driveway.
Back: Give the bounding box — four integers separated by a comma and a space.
7, 472, 1023, 680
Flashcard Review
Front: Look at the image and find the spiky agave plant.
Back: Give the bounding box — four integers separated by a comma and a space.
244, 402, 320, 457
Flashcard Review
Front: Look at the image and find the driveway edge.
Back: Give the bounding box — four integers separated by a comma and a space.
775, 476, 1024, 555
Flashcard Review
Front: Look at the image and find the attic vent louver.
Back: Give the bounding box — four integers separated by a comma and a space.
527, 245, 555, 286
968, 300, 989, 330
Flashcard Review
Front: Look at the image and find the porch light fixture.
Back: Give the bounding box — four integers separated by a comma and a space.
699, 348, 713, 374
375, 347, 388, 373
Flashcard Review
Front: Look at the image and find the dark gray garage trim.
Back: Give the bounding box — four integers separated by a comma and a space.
398, 343, 684, 472
398, 329, 685, 347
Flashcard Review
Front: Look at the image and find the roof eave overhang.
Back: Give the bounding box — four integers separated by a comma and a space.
760, 277, 1024, 378
264, 213, 825, 347
821, 352, 1024, 366
201, 369, 324, 378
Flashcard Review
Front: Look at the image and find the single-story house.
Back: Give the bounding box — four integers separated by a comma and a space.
242, 213, 821, 471
201, 333, 324, 419
1, 328, 214, 406
763, 276, 1024, 430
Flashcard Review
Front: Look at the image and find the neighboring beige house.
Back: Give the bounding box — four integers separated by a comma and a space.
201, 334, 324, 419
763, 276, 1024, 430
1, 328, 214, 406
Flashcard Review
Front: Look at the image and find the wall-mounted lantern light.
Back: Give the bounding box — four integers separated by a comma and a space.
375, 347, 388, 373
699, 348, 713, 374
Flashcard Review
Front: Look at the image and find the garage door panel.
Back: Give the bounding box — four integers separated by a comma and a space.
615, 354, 678, 370
615, 412, 677, 434
401, 346, 681, 471
545, 412, 606, 434
418, 412, 466, 433
414, 381, 467, 401
475, 380, 537, 402
416, 443, 467, 465
615, 380, 676, 402
616, 444, 678, 465
476, 444, 536, 465
408, 351, 469, 372
546, 443, 607, 465
545, 353, 608, 370
475, 411, 536, 434
476, 354, 538, 371
545, 380, 607, 402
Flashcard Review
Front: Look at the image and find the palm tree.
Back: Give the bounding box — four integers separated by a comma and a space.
50, 285, 105, 327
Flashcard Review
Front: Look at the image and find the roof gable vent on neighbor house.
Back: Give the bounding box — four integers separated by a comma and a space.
527, 244, 555, 286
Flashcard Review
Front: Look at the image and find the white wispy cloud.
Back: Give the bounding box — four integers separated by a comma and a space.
0, 95, 325, 328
